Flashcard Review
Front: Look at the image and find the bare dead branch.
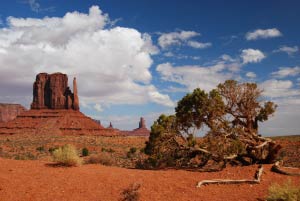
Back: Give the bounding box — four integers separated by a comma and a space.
271, 161, 300, 176
196, 165, 263, 188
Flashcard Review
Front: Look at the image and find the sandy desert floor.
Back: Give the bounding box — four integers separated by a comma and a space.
0, 157, 299, 201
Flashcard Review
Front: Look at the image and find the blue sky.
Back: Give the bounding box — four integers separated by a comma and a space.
0, 0, 299, 135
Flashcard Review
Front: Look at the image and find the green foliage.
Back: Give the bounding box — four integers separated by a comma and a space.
144, 114, 182, 167
267, 179, 300, 201
144, 79, 277, 168
175, 88, 225, 135
36, 146, 45, 152
52, 144, 82, 166
129, 147, 137, 154
82, 147, 89, 156
127, 147, 137, 158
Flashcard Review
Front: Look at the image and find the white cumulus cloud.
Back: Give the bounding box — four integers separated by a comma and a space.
156, 62, 235, 92
260, 79, 300, 98
271, 66, 300, 78
187, 41, 211, 49
158, 30, 211, 50
0, 6, 173, 108
241, 49, 266, 64
245, 28, 282, 40
274, 46, 299, 56
94, 103, 103, 112
246, 72, 257, 78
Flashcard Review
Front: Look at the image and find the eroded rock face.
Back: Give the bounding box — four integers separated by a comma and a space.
121, 117, 150, 136
0, 104, 26, 123
139, 117, 146, 129
31, 73, 79, 110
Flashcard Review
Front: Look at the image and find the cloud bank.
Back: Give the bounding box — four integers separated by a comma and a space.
0, 6, 174, 108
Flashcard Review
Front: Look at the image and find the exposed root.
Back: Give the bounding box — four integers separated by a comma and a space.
196, 165, 263, 188
271, 161, 300, 176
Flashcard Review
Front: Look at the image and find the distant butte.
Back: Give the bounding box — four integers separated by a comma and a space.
0, 103, 26, 123
0, 72, 150, 137
120, 117, 150, 136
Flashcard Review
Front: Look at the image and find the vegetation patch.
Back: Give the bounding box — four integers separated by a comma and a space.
52, 144, 82, 166
267, 179, 300, 201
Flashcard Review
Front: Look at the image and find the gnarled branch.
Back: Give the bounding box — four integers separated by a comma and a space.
196, 165, 263, 188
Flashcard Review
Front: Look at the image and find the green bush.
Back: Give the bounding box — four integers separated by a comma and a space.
36, 146, 45, 152
129, 147, 137, 154
267, 179, 300, 201
82, 147, 89, 156
127, 147, 137, 158
52, 144, 82, 166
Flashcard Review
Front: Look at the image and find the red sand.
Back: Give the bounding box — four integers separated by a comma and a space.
0, 158, 299, 201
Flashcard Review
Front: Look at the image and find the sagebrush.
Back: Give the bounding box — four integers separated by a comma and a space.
52, 144, 82, 166
267, 179, 300, 201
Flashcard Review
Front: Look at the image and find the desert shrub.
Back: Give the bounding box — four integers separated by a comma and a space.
48, 147, 58, 153
82, 147, 89, 156
129, 147, 137, 154
127, 147, 137, 158
139, 148, 145, 153
86, 153, 114, 166
36, 146, 45, 152
101, 147, 115, 153
52, 144, 82, 166
267, 179, 300, 201
120, 183, 141, 201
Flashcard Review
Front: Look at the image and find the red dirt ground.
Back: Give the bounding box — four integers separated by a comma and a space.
0, 158, 299, 201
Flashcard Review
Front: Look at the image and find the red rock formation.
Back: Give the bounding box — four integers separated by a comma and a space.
108, 122, 114, 129
0, 72, 121, 136
139, 117, 146, 129
0, 104, 26, 123
121, 117, 150, 136
73, 78, 80, 110
31, 73, 79, 110
0, 109, 119, 136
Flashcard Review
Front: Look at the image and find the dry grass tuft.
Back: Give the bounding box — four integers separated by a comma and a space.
52, 144, 82, 166
267, 179, 300, 201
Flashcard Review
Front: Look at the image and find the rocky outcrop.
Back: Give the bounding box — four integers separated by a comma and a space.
31, 73, 79, 110
0, 72, 122, 136
0, 104, 26, 123
121, 117, 150, 136
0, 109, 121, 136
138, 117, 146, 129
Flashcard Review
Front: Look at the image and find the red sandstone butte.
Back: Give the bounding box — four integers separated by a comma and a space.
121, 117, 150, 136
31, 72, 79, 110
0, 103, 26, 123
0, 72, 118, 136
